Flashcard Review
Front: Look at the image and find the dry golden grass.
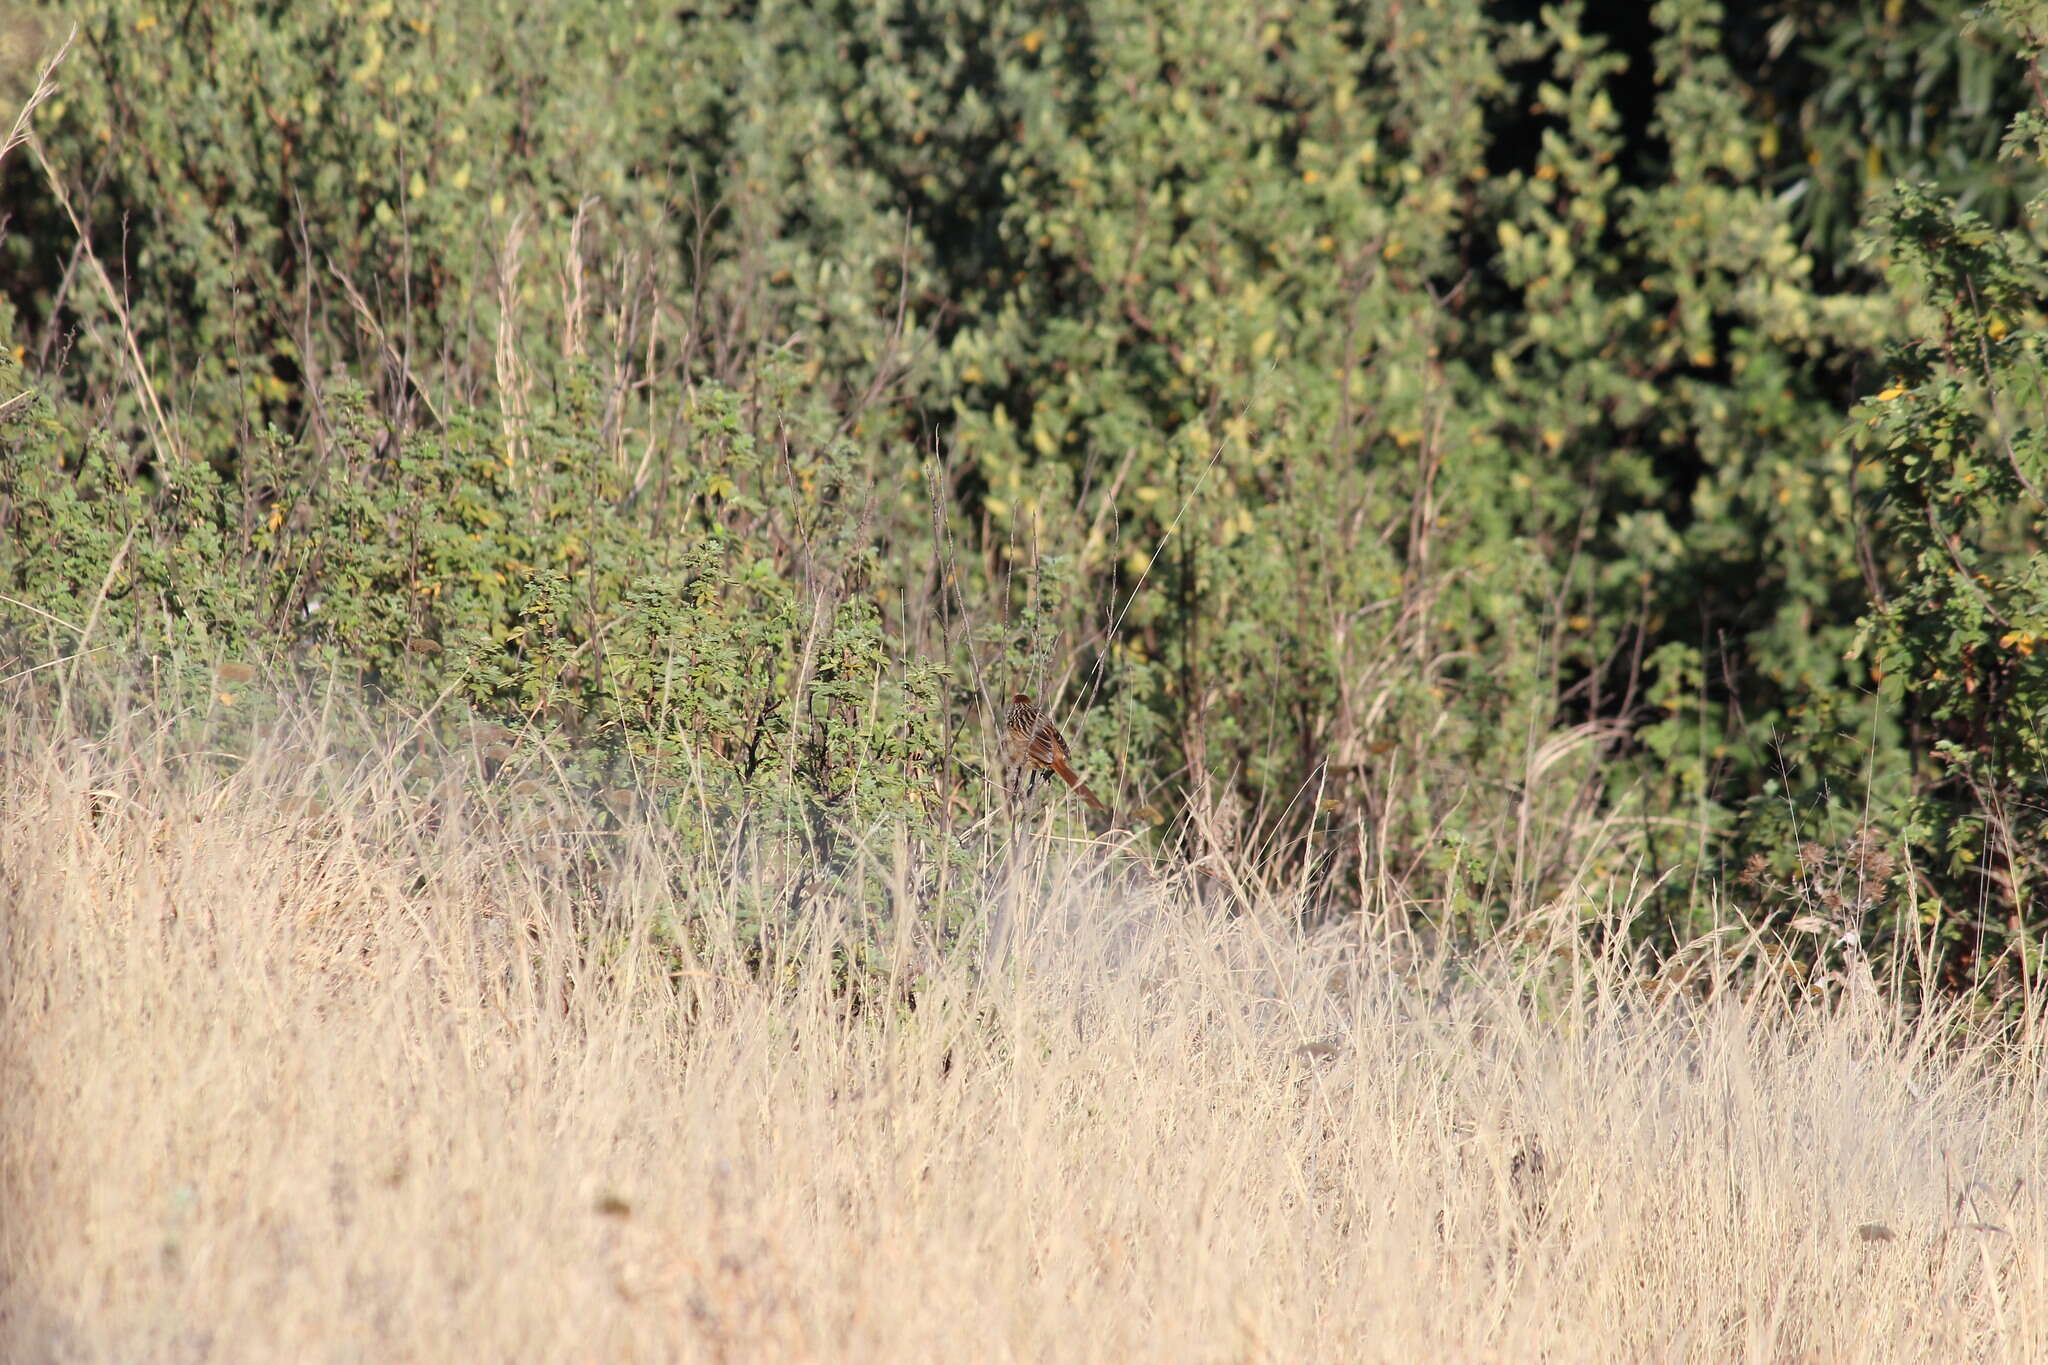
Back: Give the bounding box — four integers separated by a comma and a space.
3, 692, 2044, 1363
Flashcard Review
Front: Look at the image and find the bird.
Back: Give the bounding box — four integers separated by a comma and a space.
1003, 692, 1108, 814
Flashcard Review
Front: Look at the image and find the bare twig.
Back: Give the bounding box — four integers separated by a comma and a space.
324, 257, 447, 428
31, 134, 180, 469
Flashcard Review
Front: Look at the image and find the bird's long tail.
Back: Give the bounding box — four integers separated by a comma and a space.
1049, 755, 1110, 814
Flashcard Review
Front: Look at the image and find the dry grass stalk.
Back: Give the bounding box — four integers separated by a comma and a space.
0, 24, 71, 170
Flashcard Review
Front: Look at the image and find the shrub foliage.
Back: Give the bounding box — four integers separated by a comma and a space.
5, 0, 2048, 989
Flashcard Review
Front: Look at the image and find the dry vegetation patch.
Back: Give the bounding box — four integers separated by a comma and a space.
2, 699, 2043, 1363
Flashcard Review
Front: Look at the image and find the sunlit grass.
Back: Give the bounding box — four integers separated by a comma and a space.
2, 688, 2043, 1362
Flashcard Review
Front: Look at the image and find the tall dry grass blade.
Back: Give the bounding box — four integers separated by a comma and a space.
0, 23, 71, 171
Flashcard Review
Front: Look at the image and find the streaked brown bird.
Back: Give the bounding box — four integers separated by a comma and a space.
1003, 692, 1108, 813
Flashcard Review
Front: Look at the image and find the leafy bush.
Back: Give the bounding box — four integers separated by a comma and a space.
1847, 180, 2048, 976
7, 0, 2048, 989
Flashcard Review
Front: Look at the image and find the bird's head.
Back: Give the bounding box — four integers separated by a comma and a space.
1010, 692, 1031, 705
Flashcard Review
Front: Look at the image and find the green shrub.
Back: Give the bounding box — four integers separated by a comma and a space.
1847, 181, 2048, 977
8, 0, 2048, 988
